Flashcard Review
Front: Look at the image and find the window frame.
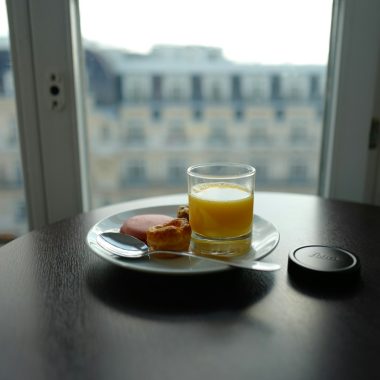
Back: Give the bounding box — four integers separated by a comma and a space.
6, 0, 89, 229
5, 0, 380, 231
319, 0, 380, 203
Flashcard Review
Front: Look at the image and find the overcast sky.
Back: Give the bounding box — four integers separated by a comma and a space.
1, 0, 333, 64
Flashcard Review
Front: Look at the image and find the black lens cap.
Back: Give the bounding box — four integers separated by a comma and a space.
288, 245, 360, 283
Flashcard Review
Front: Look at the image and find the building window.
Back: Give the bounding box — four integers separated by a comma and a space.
289, 164, 308, 184
271, 75, 282, 100
151, 108, 161, 121
166, 76, 187, 101
208, 127, 228, 146
167, 128, 187, 145
7, 118, 18, 146
15, 201, 27, 223
192, 75, 202, 101
100, 124, 111, 142
252, 87, 264, 101
127, 127, 145, 146
232, 75, 242, 101
171, 86, 182, 101
250, 76, 270, 101
152, 75, 162, 101
290, 127, 308, 145
121, 161, 146, 187
167, 124, 187, 145
168, 160, 187, 184
275, 107, 285, 122
234, 108, 244, 121
309, 74, 320, 100
211, 83, 222, 102
250, 118, 268, 129
193, 108, 203, 121
131, 86, 143, 102
249, 129, 270, 146
254, 164, 270, 185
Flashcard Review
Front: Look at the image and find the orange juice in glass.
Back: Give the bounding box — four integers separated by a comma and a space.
187, 163, 255, 256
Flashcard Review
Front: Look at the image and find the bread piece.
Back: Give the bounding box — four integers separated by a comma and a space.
146, 218, 191, 258
177, 205, 189, 221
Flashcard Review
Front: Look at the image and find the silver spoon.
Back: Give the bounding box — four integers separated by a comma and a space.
97, 232, 281, 272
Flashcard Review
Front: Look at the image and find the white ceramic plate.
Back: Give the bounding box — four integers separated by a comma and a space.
86, 205, 280, 275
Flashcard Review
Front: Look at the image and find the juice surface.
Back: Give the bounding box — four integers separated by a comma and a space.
189, 182, 254, 238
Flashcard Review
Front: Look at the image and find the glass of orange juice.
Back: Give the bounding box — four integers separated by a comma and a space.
187, 163, 255, 257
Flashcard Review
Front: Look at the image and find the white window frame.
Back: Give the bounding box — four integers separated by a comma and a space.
320, 0, 380, 204
6, 0, 89, 229
5, 0, 380, 231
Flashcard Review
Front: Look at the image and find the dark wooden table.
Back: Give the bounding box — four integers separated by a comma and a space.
1, 192, 379, 380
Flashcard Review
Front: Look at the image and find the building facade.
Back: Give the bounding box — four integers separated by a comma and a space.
86, 45, 325, 207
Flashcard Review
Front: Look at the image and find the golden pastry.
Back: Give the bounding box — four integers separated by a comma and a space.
176, 205, 189, 221
146, 218, 191, 258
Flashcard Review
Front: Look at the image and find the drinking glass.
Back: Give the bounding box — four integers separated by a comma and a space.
187, 163, 255, 256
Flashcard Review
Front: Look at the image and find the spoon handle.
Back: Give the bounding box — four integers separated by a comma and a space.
149, 250, 281, 272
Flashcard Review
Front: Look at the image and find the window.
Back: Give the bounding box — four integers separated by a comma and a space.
275, 106, 285, 122
289, 164, 308, 185
271, 75, 282, 101
151, 108, 161, 121
0, 2, 27, 240
208, 127, 229, 146
121, 160, 146, 187
243, 75, 270, 102
249, 129, 270, 147
250, 117, 269, 129
124, 76, 150, 103
168, 160, 187, 184
193, 107, 203, 121
167, 121, 187, 145
152, 75, 162, 102
309, 74, 321, 100
164, 75, 189, 102
127, 127, 145, 146
191, 75, 202, 101
100, 124, 111, 142
211, 85, 221, 102
91, 0, 340, 208
234, 108, 244, 121
205, 76, 227, 102
254, 164, 270, 184
290, 127, 309, 146
282, 73, 309, 101
231, 75, 242, 101
4, 0, 380, 233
